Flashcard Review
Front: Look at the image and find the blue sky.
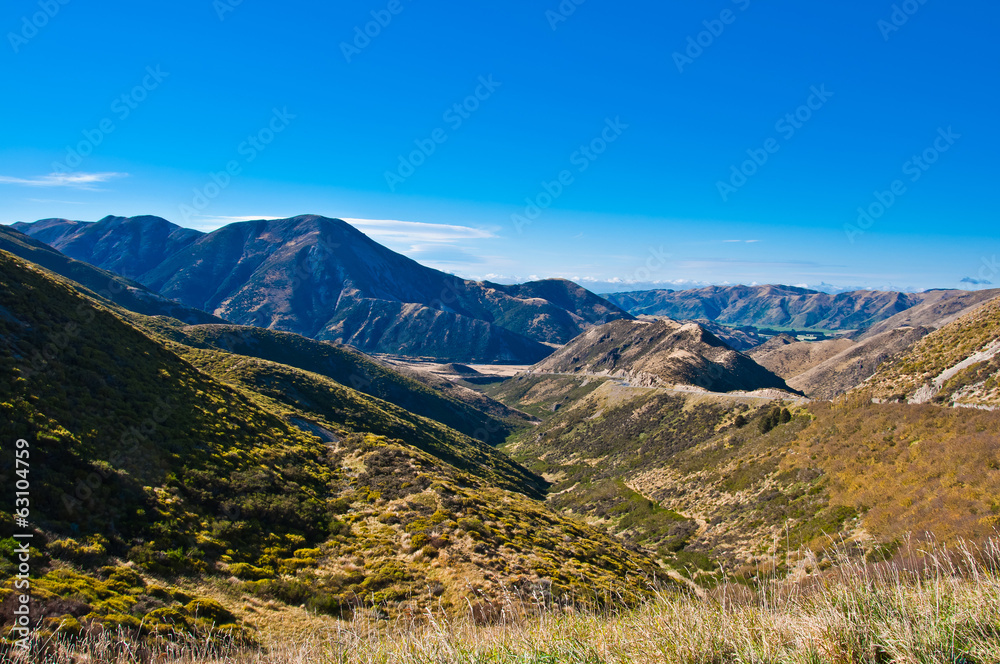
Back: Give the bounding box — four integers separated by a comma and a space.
1, 0, 997, 292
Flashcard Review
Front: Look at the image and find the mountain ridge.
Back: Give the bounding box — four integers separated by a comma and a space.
12, 215, 631, 363
532, 318, 794, 394
604, 284, 965, 332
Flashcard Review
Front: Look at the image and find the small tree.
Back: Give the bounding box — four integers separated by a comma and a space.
734, 414, 747, 428
779, 408, 792, 424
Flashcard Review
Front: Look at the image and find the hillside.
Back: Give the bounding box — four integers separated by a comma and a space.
605, 285, 932, 331
12, 215, 630, 362
145, 322, 523, 445
747, 334, 855, 379
787, 327, 933, 399
493, 372, 1000, 582
0, 224, 222, 325
854, 288, 1000, 340
0, 249, 664, 641
533, 319, 792, 393
863, 295, 1000, 408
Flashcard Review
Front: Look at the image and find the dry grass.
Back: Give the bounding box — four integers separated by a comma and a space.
7, 539, 1000, 663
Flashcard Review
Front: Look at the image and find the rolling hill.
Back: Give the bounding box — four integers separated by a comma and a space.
0, 249, 664, 639
532, 318, 793, 393
12, 215, 630, 362
747, 334, 855, 379
786, 327, 934, 399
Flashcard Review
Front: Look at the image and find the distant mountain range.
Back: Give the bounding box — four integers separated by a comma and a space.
604, 284, 966, 332
742, 288, 1000, 399
12, 215, 631, 363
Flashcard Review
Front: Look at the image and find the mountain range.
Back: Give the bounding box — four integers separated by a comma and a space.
3, 211, 1000, 647
0, 248, 661, 635
604, 284, 976, 332
12, 215, 631, 363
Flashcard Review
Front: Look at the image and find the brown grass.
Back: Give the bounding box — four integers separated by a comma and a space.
6, 538, 1000, 664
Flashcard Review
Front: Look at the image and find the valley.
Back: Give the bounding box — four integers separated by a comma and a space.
1, 216, 999, 662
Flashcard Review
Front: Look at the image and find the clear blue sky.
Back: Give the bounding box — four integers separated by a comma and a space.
1, 0, 997, 292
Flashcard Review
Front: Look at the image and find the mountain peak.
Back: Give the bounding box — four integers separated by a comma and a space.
15, 214, 630, 362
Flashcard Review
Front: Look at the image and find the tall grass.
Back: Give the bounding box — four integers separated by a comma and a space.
7, 538, 999, 664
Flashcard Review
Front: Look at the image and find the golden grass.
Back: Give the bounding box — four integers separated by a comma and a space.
8, 539, 1000, 663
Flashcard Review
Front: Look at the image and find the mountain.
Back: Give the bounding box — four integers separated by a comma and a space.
0, 248, 663, 636
12, 215, 631, 362
636, 315, 763, 351
743, 290, 1000, 399
12, 215, 203, 280
853, 288, 1000, 340
863, 295, 1000, 408
605, 285, 934, 331
532, 318, 793, 394
0, 224, 222, 325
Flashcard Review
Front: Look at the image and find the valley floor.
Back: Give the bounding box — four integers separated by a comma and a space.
8, 540, 1000, 664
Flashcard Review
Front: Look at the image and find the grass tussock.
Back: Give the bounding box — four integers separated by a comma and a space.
6, 539, 1000, 664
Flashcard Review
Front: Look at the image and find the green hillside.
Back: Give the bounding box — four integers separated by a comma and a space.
0, 250, 665, 643
161, 322, 522, 446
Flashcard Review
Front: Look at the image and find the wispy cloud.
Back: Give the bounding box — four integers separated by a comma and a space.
27, 198, 85, 205
0, 172, 128, 190
723, 239, 760, 243
342, 218, 495, 244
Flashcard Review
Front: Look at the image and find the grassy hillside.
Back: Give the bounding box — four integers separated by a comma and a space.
175, 346, 546, 498
865, 295, 1000, 407
492, 371, 1000, 585
149, 322, 521, 446
8, 539, 998, 663
0, 250, 665, 644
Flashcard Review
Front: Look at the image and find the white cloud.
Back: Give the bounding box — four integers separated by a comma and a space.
0, 172, 128, 189
199, 215, 286, 223
341, 218, 495, 244
27, 198, 84, 205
